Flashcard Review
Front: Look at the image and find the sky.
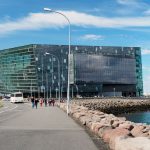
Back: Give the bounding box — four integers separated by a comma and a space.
0, 0, 150, 94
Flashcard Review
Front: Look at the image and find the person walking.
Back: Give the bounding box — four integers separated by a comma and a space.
44, 98, 47, 107
39, 97, 43, 107
52, 99, 55, 106
31, 96, 35, 108
48, 99, 51, 106
34, 98, 39, 109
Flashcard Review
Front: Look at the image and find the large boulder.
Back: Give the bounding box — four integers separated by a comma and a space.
119, 123, 134, 131
102, 127, 130, 143
90, 122, 103, 133
131, 125, 146, 137
79, 116, 92, 126
98, 125, 112, 138
72, 112, 86, 119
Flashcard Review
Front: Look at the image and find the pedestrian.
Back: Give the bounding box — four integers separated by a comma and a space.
39, 97, 43, 107
27, 95, 30, 101
31, 96, 35, 108
48, 99, 51, 106
34, 98, 39, 109
52, 99, 55, 106
44, 98, 47, 107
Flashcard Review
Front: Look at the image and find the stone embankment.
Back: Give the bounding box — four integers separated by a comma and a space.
57, 99, 150, 150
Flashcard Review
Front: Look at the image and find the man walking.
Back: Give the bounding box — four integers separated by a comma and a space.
31, 96, 35, 108
34, 98, 39, 109
44, 98, 47, 107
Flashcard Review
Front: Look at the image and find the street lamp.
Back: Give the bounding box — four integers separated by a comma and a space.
113, 88, 116, 97
45, 52, 61, 102
30, 79, 32, 97
44, 8, 71, 115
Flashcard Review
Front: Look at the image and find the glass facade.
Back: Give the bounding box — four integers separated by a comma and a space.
0, 45, 37, 95
0, 44, 143, 97
75, 54, 136, 84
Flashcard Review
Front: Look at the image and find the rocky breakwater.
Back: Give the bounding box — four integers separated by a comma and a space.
57, 100, 150, 150
74, 99, 150, 115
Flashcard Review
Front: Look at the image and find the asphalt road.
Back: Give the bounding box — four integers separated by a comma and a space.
0, 101, 109, 150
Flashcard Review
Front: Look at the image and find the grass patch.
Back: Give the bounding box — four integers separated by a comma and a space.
0, 100, 3, 108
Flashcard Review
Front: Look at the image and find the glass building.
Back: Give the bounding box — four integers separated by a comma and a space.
0, 44, 143, 97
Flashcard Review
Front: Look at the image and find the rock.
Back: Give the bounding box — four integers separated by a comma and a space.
91, 115, 102, 122
88, 110, 95, 114
86, 120, 92, 128
90, 122, 103, 134
142, 127, 150, 133
93, 124, 105, 135
79, 116, 87, 125
110, 119, 115, 125
139, 133, 149, 137
115, 136, 150, 150
112, 121, 120, 128
102, 127, 130, 143
99, 115, 106, 119
98, 125, 112, 138
91, 122, 100, 130
100, 118, 112, 125
119, 123, 134, 131
94, 111, 104, 115
131, 125, 146, 137
118, 117, 126, 121
72, 112, 85, 119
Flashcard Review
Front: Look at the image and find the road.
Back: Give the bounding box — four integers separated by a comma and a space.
0, 101, 109, 150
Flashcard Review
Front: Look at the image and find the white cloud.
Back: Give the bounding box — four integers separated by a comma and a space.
116, 0, 149, 16
1, 11, 150, 35
116, 0, 145, 8
116, 0, 148, 11
142, 49, 150, 55
81, 34, 104, 41
117, 0, 138, 5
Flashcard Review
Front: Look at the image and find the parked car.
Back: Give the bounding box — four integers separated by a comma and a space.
2, 96, 10, 101
76, 95, 82, 98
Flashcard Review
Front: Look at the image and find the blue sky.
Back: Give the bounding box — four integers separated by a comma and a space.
0, 0, 150, 94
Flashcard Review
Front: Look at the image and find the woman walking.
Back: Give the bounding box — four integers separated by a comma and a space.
39, 97, 43, 107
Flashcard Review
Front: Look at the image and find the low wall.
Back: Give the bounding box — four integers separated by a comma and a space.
57, 99, 150, 150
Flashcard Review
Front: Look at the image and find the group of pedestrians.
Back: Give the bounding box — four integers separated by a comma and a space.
31, 96, 55, 109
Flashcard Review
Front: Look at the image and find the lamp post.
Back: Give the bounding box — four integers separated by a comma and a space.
38, 55, 45, 98
44, 8, 71, 115
45, 52, 60, 102
46, 71, 48, 100
113, 88, 116, 97
49, 86, 51, 98
30, 79, 32, 97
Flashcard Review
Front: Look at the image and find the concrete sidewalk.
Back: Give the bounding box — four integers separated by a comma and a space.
0, 103, 109, 150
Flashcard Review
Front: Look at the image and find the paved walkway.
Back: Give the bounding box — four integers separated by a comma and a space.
0, 103, 107, 150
